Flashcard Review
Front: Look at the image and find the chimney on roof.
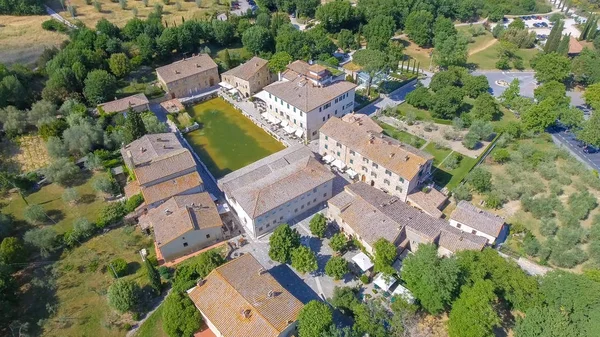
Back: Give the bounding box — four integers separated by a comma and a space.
404, 155, 409, 161
175, 70, 180, 74
140, 147, 146, 153
267, 290, 274, 298
196, 279, 205, 287
389, 153, 395, 158
196, 63, 201, 68
258, 267, 266, 276
164, 209, 172, 215
241, 309, 252, 319
369, 136, 374, 144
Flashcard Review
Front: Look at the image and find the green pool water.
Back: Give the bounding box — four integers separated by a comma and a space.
184, 98, 285, 178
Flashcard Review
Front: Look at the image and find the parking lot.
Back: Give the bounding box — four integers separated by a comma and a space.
492, 15, 582, 43
230, 0, 256, 16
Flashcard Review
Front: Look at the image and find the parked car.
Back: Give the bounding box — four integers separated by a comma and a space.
584, 145, 598, 154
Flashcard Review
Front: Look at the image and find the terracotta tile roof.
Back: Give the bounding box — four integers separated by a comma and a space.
407, 188, 448, 219
438, 226, 487, 253
121, 133, 184, 166
160, 99, 185, 114
140, 192, 222, 247
141, 171, 203, 205
332, 183, 485, 252
135, 149, 197, 186
283, 60, 331, 82
263, 77, 356, 112
341, 113, 383, 133
188, 253, 303, 337
219, 145, 334, 218
222, 56, 269, 81
156, 54, 218, 84
450, 201, 505, 238
321, 117, 433, 181
569, 36, 583, 55
98, 93, 149, 114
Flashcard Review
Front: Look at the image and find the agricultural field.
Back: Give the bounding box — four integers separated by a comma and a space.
0, 135, 51, 173
0, 15, 68, 65
465, 134, 600, 271
51, 0, 229, 28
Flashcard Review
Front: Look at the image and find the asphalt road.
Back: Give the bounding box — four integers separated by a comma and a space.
549, 126, 600, 172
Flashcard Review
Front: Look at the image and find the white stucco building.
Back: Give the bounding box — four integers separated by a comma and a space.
255, 60, 356, 141
218, 145, 335, 238
449, 200, 508, 245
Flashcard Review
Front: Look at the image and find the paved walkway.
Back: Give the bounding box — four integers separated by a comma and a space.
45, 5, 77, 29
356, 79, 419, 115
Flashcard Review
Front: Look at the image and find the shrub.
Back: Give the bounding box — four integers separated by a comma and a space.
550, 247, 588, 268
97, 202, 126, 228
92, 175, 118, 195
492, 149, 510, 163
568, 190, 598, 220
540, 218, 558, 237
453, 184, 472, 202
175, 1, 182, 10
444, 153, 462, 170
42, 20, 68, 33
124, 194, 144, 213
485, 192, 503, 209
467, 167, 492, 193
110, 258, 128, 278
360, 274, 369, 284
158, 266, 173, 281
523, 233, 540, 256
94, 0, 101, 11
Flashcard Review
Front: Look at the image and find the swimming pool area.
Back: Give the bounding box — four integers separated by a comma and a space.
184, 97, 285, 178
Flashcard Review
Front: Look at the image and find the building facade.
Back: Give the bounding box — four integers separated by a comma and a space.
449, 200, 507, 245
139, 192, 223, 262
319, 114, 434, 202
156, 54, 219, 98
255, 60, 356, 141
221, 56, 275, 97
219, 145, 335, 238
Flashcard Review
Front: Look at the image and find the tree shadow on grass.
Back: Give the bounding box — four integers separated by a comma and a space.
432, 168, 453, 188
67, 170, 93, 188
46, 209, 65, 224
79, 194, 97, 204
127, 261, 141, 276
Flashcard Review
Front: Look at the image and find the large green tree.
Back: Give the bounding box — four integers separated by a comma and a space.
162, 291, 202, 337
315, 0, 357, 33
404, 10, 434, 47
578, 106, 600, 147
521, 99, 559, 132
448, 280, 500, 337
83, 70, 117, 105
325, 256, 349, 280
309, 213, 327, 238
373, 238, 397, 274
297, 300, 333, 337
107, 279, 140, 313
242, 26, 273, 55
471, 93, 499, 122
145, 258, 161, 294
268, 224, 301, 263
363, 15, 396, 51
0, 237, 26, 264
531, 52, 571, 83
401, 244, 460, 314
268, 51, 293, 74
108, 53, 131, 78
291, 246, 318, 274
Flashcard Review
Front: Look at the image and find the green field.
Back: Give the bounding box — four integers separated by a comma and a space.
1, 171, 107, 234
468, 44, 539, 70
135, 304, 169, 337
396, 102, 453, 125
423, 142, 478, 190
184, 98, 285, 178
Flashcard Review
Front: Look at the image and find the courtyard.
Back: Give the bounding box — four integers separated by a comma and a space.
183, 97, 286, 178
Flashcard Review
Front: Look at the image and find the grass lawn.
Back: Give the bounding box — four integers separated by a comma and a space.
398, 37, 432, 70
184, 97, 285, 178
396, 102, 453, 125
423, 142, 478, 190
457, 25, 496, 55
52, 0, 229, 28
379, 123, 427, 149
0, 171, 108, 234
0, 15, 68, 65
135, 304, 169, 337
468, 44, 539, 70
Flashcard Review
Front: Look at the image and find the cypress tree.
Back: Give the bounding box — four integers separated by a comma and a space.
557, 34, 570, 56
545, 20, 564, 53
124, 107, 147, 143
580, 17, 591, 40
588, 16, 599, 41
144, 258, 161, 294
